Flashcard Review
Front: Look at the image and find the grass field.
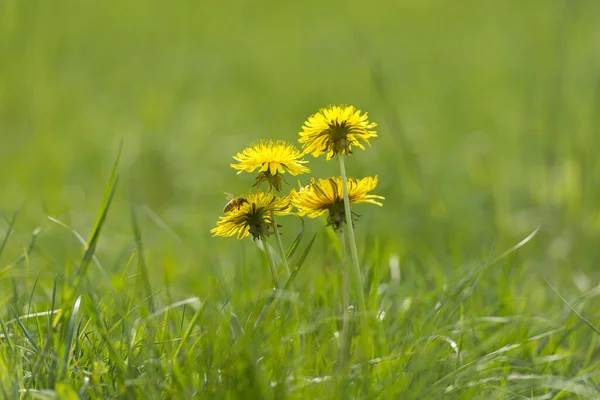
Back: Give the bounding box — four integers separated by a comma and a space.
2, 0, 600, 398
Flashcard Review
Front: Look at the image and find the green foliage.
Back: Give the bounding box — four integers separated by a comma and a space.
2, 0, 600, 397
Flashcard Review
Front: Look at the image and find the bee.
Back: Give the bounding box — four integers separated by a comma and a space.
223, 193, 249, 213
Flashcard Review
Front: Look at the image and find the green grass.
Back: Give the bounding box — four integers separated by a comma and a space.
2, 0, 600, 397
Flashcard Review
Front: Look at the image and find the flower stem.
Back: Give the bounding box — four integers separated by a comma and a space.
271, 212, 291, 279
339, 229, 351, 366
271, 212, 301, 338
260, 231, 279, 289
253, 231, 280, 330
338, 155, 366, 316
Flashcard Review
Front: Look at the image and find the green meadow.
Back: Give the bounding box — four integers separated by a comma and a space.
2, 0, 600, 397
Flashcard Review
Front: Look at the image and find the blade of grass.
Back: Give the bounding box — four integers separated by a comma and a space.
284, 233, 317, 292
46, 216, 110, 284
10, 306, 40, 353
131, 205, 155, 313
230, 313, 244, 341
1, 227, 41, 279
0, 207, 21, 261
0, 319, 13, 351
174, 298, 209, 359
62, 296, 82, 374
25, 273, 41, 330
82, 294, 127, 377
78, 142, 122, 278
544, 277, 600, 336
49, 275, 58, 331
133, 297, 201, 329
255, 233, 317, 330
286, 215, 305, 260
437, 226, 540, 317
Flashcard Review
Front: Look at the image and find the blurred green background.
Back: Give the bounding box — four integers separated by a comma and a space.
1, 0, 600, 291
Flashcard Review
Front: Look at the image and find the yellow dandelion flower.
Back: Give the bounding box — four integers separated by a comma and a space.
299, 105, 377, 160
230, 140, 310, 192
292, 176, 384, 230
212, 191, 293, 240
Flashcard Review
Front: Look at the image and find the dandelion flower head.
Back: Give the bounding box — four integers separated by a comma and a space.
299, 105, 377, 160
230, 140, 310, 191
212, 191, 292, 240
292, 176, 384, 230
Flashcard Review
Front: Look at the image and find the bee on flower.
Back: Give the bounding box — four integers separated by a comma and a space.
222, 193, 248, 213
299, 105, 377, 160
212, 191, 292, 240
292, 176, 384, 231
230, 139, 310, 192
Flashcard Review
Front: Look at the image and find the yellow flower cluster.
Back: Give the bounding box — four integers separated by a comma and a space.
212, 105, 384, 239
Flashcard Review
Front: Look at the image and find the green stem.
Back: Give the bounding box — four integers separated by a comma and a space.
254, 225, 288, 330
339, 229, 350, 366
338, 155, 366, 315
271, 212, 301, 334
271, 212, 291, 279
260, 231, 279, 289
